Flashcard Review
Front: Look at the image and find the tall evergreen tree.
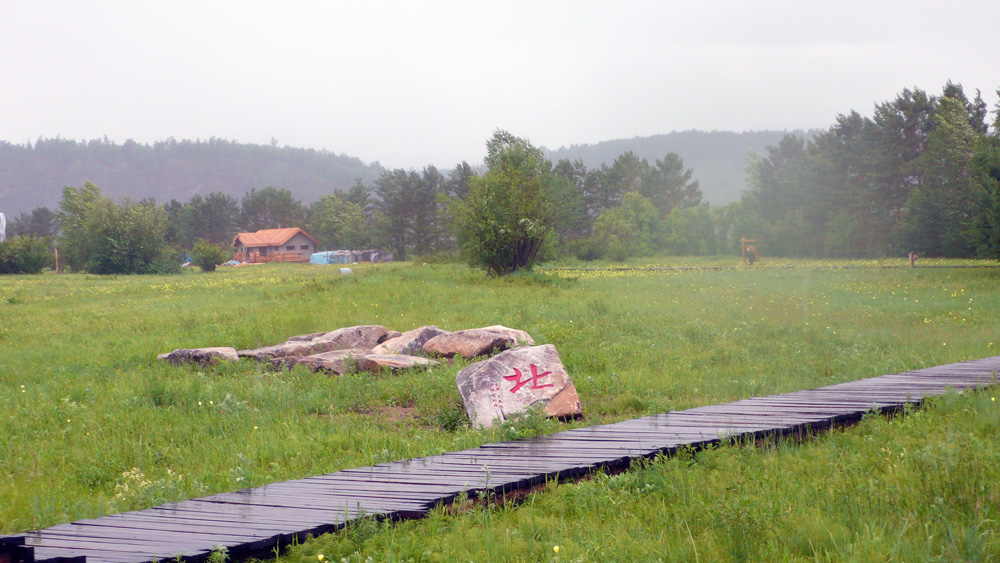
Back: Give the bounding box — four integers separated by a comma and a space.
240, 187, 304, 232
898, 97, 983, 256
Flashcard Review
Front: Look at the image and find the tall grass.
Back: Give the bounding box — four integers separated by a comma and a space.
1, 258, 998, 559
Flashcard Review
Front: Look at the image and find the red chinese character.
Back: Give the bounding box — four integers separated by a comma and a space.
504, 364, 555, 394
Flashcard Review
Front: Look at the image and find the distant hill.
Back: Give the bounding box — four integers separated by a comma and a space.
542, 130, 818, 205
0, 131, 819, 217
0, 137, 384, 216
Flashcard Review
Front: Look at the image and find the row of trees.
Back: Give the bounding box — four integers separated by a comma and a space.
735, 82, 1000, 258
6, 131, 709, 274
8, 82, 998, 275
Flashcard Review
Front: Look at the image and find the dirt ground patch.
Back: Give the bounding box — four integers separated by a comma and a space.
376, 405, 418, 423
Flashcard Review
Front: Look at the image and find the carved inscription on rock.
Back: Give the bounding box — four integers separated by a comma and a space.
455, 344, 582, 428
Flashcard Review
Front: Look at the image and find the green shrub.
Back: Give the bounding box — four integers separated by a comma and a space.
0, 235, 53, 274
451, 131, 563, 276
191, 239, 231, 272
564, 237, 606, 261
592, 193, 664, 260
58, 182, 176, 274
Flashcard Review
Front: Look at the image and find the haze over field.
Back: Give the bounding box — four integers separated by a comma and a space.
2, 0, 998, 170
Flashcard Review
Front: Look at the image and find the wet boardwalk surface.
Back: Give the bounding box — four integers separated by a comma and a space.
4, 356, 999, 563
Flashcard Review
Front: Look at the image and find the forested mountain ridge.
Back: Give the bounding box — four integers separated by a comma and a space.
0, 131, 815, 216
543, 129, 818, 205
0, 137, 384, 216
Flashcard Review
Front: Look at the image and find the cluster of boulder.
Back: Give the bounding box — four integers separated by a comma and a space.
158, 324, 582, 428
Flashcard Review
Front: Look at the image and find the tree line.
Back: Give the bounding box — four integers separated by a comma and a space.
4, 81, 999, 275
731, 82, 1000, 258
1, 130, 710, 273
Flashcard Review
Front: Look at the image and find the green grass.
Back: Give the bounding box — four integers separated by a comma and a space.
2, 258, 999, 560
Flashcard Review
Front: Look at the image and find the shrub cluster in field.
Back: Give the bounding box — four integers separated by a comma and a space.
1, 260, 999, 559
191, 239, 232, 272
0, 235, 52, 274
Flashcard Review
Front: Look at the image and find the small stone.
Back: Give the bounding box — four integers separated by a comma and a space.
455, 344, 582, 428
423, 329, 514, 359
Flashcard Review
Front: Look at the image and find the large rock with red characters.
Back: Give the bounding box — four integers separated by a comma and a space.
455, 344, 582, 428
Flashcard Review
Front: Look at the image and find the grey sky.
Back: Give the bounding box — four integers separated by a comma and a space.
2, 0, 998, 169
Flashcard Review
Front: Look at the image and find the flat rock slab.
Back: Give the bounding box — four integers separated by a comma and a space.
239, 340, 349, 361
158, 347, 239, 365
423, 329, 514, 359
365, 354, 440, 371
455, 344, 583, 428
372, 325, 447, 356
285, 331, 329, 342
307, 325, 388, 349
242, 325, 388, 361
269, 349, 375, 374
270, 351, 438, 374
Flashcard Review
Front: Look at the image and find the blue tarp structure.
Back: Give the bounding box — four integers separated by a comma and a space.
310, 250, 393, 265
310, 251, 351, 265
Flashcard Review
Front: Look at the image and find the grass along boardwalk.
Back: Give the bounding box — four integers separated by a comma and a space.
3, 355, 998, 563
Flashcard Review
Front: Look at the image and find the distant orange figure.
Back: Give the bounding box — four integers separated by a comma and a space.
908, 251, 918, 268
740, 236, 760, 266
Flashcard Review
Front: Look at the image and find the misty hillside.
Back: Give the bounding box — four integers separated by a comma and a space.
543, 130, 817, 205
0, 131, 817, 216
0, 137, 384, 216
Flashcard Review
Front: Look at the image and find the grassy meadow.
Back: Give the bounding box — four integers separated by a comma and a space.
1, 257, 999, 561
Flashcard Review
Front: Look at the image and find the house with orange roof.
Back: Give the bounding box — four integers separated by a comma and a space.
231, 228, 318, 263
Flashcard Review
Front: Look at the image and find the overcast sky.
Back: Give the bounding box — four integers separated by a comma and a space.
2, 0, 998, 169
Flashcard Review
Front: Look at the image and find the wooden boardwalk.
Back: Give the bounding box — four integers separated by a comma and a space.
3, 356, 999, 563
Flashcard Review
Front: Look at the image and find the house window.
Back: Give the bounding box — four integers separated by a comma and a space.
300, 245, 309, 250
286, 245, 295, 251
259, 248, 267, 256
